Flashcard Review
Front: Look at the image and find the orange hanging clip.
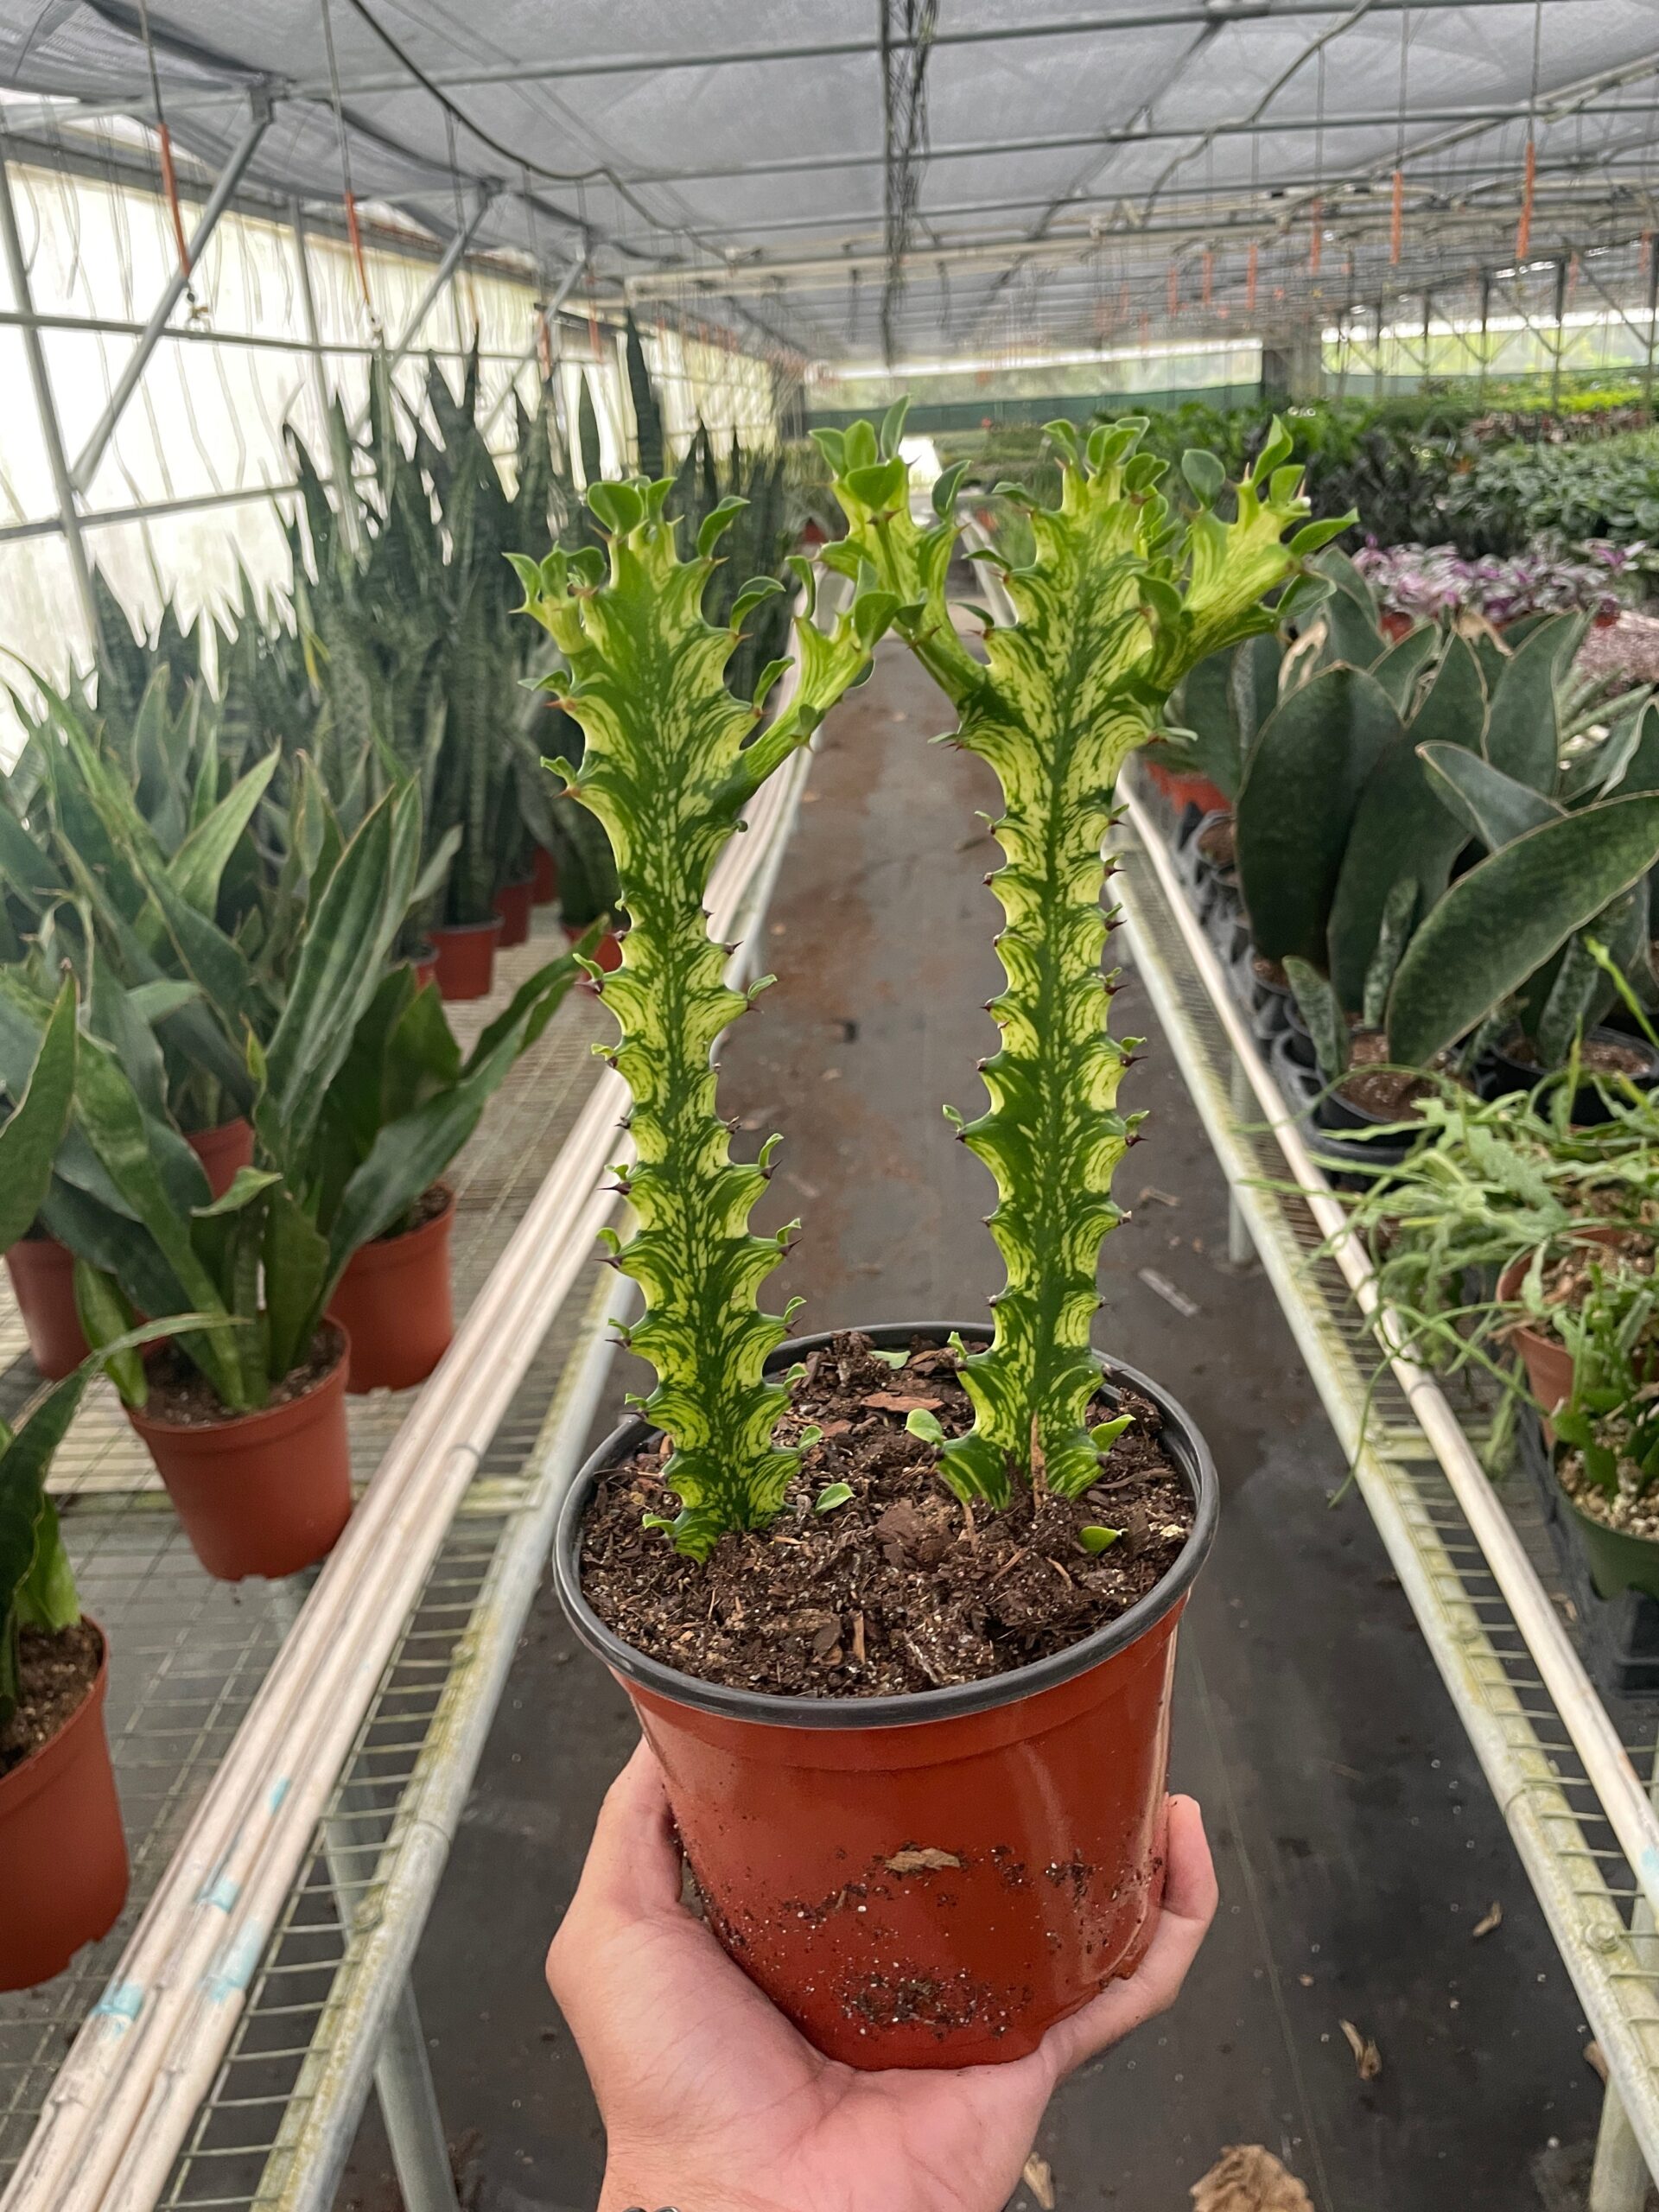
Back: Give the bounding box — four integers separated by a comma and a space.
1309, 199, 1322, 277
1516, 137, 1536, 261
1245, 240, 1258, 315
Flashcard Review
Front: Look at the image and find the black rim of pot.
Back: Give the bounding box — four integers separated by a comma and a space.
553, 1320, 1218, 1731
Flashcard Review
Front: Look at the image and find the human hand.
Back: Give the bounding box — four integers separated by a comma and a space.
546, 1738, 1217, 2212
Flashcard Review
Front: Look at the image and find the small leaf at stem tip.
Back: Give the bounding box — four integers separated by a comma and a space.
1090, 1414, 1135, 1452
945, 1332, 969, 1357
642, 1512, 678, 1532
815, 1481, 854, 1512
868, 1347, 909, 1368
906, 1406, 946, 1446
796, 1425, 823, 1450
1079, 1524, 1122, 1554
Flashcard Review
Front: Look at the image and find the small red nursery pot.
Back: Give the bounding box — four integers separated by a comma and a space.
0, 1621, 128, 1990
554, 1322, 1217, 2072
4, 1231, 90, 1377
183, 1117, 255, 1201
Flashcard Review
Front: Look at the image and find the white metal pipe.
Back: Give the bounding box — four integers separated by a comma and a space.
3, 593, 819, 2212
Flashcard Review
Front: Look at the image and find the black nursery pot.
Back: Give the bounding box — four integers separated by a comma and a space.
1481, 1025, 1659, 1128
554, 1321, 1218, 2072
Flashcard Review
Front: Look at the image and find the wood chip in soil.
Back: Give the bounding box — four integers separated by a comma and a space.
0, 1620, 101, 1776
577, 1331, 1195, 1698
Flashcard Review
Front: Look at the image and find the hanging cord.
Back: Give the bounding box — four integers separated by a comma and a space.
525, 163, 554, 381
445, 109, 479, 346
321, 0, 381, 337
1391, 8, 1409, 265
135, 0, 205, 324
1516, 0, 1543, 262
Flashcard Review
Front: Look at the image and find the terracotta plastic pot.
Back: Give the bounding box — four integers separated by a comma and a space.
555, 1322, 1218, 2071
429, 918, 503, 1002
531, 844, 560, 904
410, 941, 439, 991
0, 1622, 128, 1990
184, 1116, 254, 1201
1496, 1227, 1631, 1442
4, 1233, 89, 1378
327, 1186, 455, 1394
127, 1327, 353, 1582
494, 877, 534, 949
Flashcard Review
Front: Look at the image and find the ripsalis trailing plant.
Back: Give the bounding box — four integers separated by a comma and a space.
512, 476, 894, 1558
819, 402, 1338, 1503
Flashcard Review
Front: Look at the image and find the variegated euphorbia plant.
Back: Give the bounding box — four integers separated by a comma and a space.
819, 405, 1336, 1503
512, 477, 894, 1557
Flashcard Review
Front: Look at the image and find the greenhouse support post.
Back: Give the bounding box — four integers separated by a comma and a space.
68, 98, 273, 495
0, 150, 98, 647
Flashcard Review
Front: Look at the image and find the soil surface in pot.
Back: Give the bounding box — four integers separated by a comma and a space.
1509, 1032, 1654, 1079
1336, 1031, 1436, 1119
374, 1183, 450, 1242
1196, 817, 1235, 867
0, 1619, 100, 1776
579, 1332, 1195, 1698
1558, 1451, 1659, 1541
139, 1324, 344, 1428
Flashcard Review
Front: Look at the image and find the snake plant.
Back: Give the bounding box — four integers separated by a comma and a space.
513, 479, 892, 1556
0, 982, 206, 1725
822, 406, 1331, 1501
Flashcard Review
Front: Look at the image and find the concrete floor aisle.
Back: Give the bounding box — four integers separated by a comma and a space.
340, 640, 1601, 2212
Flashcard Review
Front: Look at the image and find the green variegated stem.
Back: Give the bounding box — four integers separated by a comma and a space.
826, 412, 1329, 1503
513, 480, 890, 1557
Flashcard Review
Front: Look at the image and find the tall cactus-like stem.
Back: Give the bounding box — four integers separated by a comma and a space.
513, 478, 890, 1557
824, 412, 1338, 1503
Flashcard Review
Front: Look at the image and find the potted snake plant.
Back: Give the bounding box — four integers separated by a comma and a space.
0, 978, 209, 1986
531, 410, 1324, 2069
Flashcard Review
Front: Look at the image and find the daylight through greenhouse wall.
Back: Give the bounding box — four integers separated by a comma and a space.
3, 7, 1659, 2212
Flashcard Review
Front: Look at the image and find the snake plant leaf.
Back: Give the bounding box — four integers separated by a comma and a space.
1171, 648, 1243, 801
1482, 613, 1583, 792
71, 1029, 217, 1297
1417, 742, 1562, 851
87, 964, 171, 1125
1310, 549, 1384, 673
0, 789, 59, 913
834, 423, 1310, 1500
0, 978, 76, 1255
1370, 622, 1440, 711
263, 1184, 331, 1383
514, 493, 883, 1557
1285, 957, 1349, 1083
624, 312, 665, 480
260, 784, 419, 1163
166, 747, 279, 917
1237, 665, 1402, 969
1388, 794, 1659, 1065
1327, 635, 1485, 1010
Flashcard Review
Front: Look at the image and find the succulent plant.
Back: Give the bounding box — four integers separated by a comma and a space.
820, 405, 1330, 1500
512, 479, 891, 1557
